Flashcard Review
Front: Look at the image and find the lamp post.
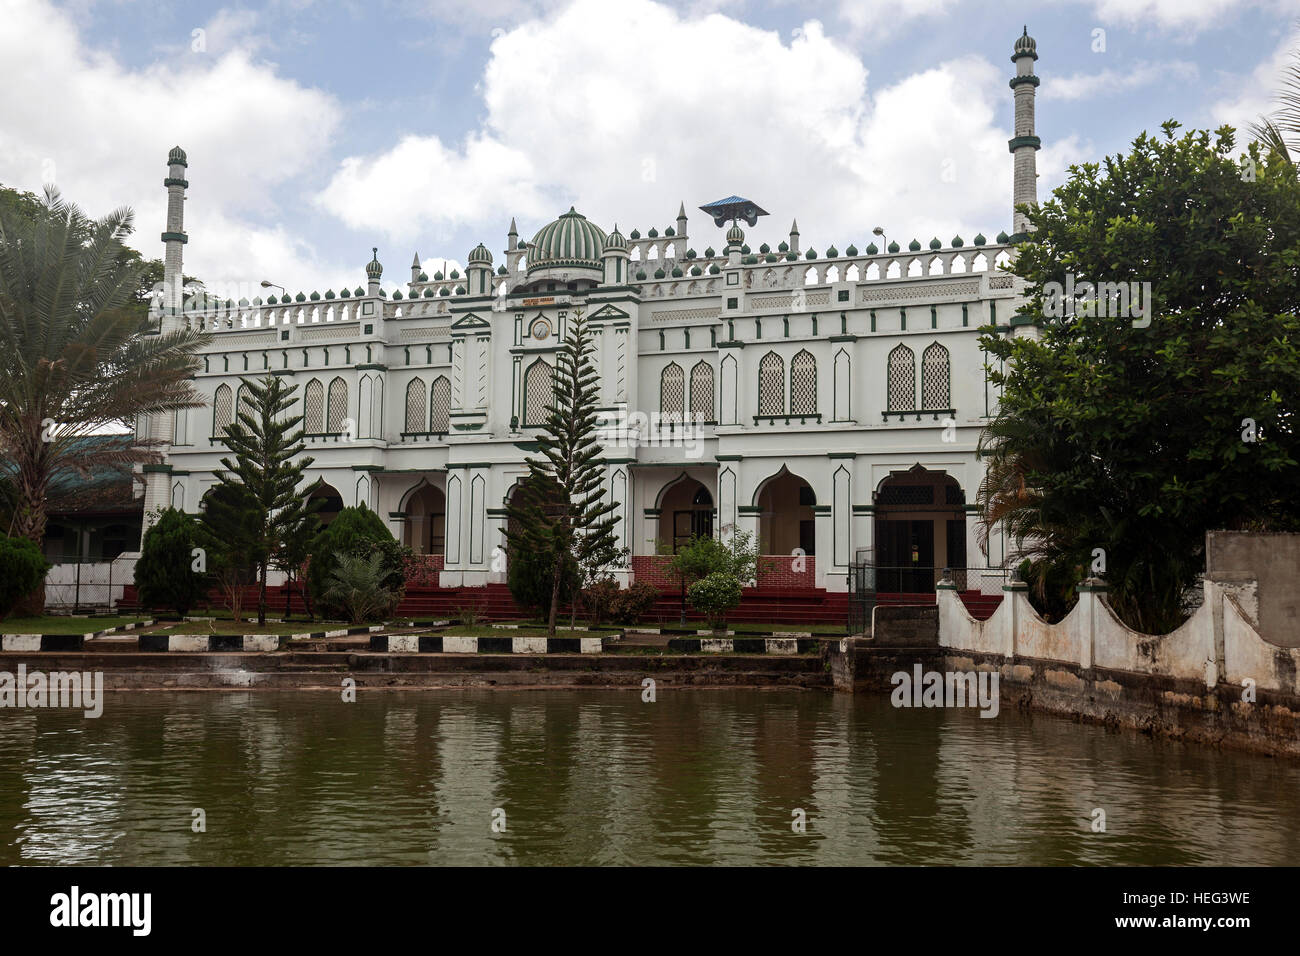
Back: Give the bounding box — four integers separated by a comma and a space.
872, 226, 887, 251
260, 279, 286, 298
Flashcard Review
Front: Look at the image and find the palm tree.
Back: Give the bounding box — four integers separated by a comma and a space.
0, 188, 206, 604
1250, 25, 1300, 164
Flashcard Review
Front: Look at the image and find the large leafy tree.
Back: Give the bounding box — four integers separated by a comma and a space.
981, 121, 1300, 633
206, 374, 324, 624
0, 187, 206, 607
505, 308, 620, 635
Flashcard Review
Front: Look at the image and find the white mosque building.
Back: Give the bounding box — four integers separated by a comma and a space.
138, 28, 1044, 597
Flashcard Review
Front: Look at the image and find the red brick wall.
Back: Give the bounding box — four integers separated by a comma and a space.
756, 555, 816, 589
402, 553, 444, 587
631, 555, 677, 589
633, 554, 817, 590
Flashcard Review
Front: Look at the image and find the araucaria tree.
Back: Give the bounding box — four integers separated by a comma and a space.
0, 188, 205, 608
980, 121, 1300, 634
505, 309, 620, 635
205, 374, 324, 624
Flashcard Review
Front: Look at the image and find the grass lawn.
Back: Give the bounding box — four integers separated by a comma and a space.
0, 615, 152, 634
164, 620, 354, 636
436, 625, 615, 639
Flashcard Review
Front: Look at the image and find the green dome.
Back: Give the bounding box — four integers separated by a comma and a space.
929, 237, 942, 250
865, 243, 878, 255
527, 207, 608, 274
973, 233, 987, 246
726, 224, 745, 245
365, 247, 383, 279
1013, 26, 1037, 59
168, 145, 188, 167
467, 242, 492, 265
996, 230, 1009, 243
951, 236, 964, 247
604, 223, 628, 252
908, 239, 922, 252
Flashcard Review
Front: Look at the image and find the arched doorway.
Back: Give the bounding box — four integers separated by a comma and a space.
757, 470, 815, 557
308, 483, 343, 526
403, 484, 446, 555
873, 466, 966, 593
659, 476, 714, 552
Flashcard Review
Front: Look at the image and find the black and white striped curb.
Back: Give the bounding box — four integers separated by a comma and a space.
2, 619, 157, 652
369, 634, 605, 654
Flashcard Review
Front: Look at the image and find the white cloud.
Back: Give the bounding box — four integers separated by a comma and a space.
316, 0, 1027, 258
0, 0, 348, 293
1042, 61, 1199, 101
1088, 0, 1300, 31
1208, 32, 1298, 136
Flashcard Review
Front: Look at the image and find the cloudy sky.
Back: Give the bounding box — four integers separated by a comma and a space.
2, 0, 1296, 298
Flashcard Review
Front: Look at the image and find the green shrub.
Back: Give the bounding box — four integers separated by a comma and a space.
0, 535, 49, 620
610, 582, 660, 625
323, 551, 400, 624
507, 537, 575, 617
135, 508, 206, 615
581, 576, 619, 626
308, 506, 407, 618
687, 571, 742, 630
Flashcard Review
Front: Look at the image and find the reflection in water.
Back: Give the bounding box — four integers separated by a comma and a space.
1, 689, 1299, 866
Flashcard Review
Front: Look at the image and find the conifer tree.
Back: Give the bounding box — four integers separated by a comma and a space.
204, 374, 323, 624
505, 309, 620, 634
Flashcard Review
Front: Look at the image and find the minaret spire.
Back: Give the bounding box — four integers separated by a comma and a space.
1009, 26, 1041, 237
161, 146, 188, 324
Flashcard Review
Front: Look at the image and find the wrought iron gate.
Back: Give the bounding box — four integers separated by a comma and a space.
847, 548, 876, 635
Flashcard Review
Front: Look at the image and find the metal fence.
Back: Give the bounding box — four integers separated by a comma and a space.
44, 556, 137, 611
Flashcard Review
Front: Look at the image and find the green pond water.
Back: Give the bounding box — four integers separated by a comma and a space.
1, 689, 1298, 866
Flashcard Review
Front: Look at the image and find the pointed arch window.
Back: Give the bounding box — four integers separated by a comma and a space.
430, 376, 451, 433
690, 360, 714, 421
327, 376, 348, 432
887, 344, 915, 411
660, 362, 685, 420
921, 343, 951, 410
212, 383, 233, 435
758, 351, 784, 415
790, 349, 817, 415
523, 359, 553, 426
405, 378, 427, 432
303, 378, 324, 433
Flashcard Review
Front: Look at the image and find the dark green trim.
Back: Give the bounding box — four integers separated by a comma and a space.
142, 464, 172, 474
446, 462, 493, 470
1007, 135, 1042, 152
829, 334, 857, 343
737, 505, 762, 515
827, 452, 855, 459
388, 512, 407, 519
811, 505, 831, 515
160, 231, 188, 244
643, 508, 662, 517
1008, 75, 1040, 89
351, 464, 384, 472
163, 177, 190, 188
486, 507, 509, 517
355, 363, 388, 371
852, 504, 875, 515
715, 454, 743, 461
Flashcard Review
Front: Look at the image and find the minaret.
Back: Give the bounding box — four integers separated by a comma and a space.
411, 253, 421, 284
1009, 26, 1040, 238
366, 248, 383, 296
161, 145, 188, 326
506, 217, 522, 274
141, 146, 187, 535
675, 201, 688, 245
466, 243, 493, 295
788, 219, 800, 255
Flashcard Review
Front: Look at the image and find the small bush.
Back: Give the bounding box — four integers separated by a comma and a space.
581, 576, 620, 626
610, 582, 660, 625
0, 535, 50, 620
309, 506, 407, 618
135, 508, 206, 616
323, 551, 400, 624
687, 571, 742, 630
507, 541, 574, 617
